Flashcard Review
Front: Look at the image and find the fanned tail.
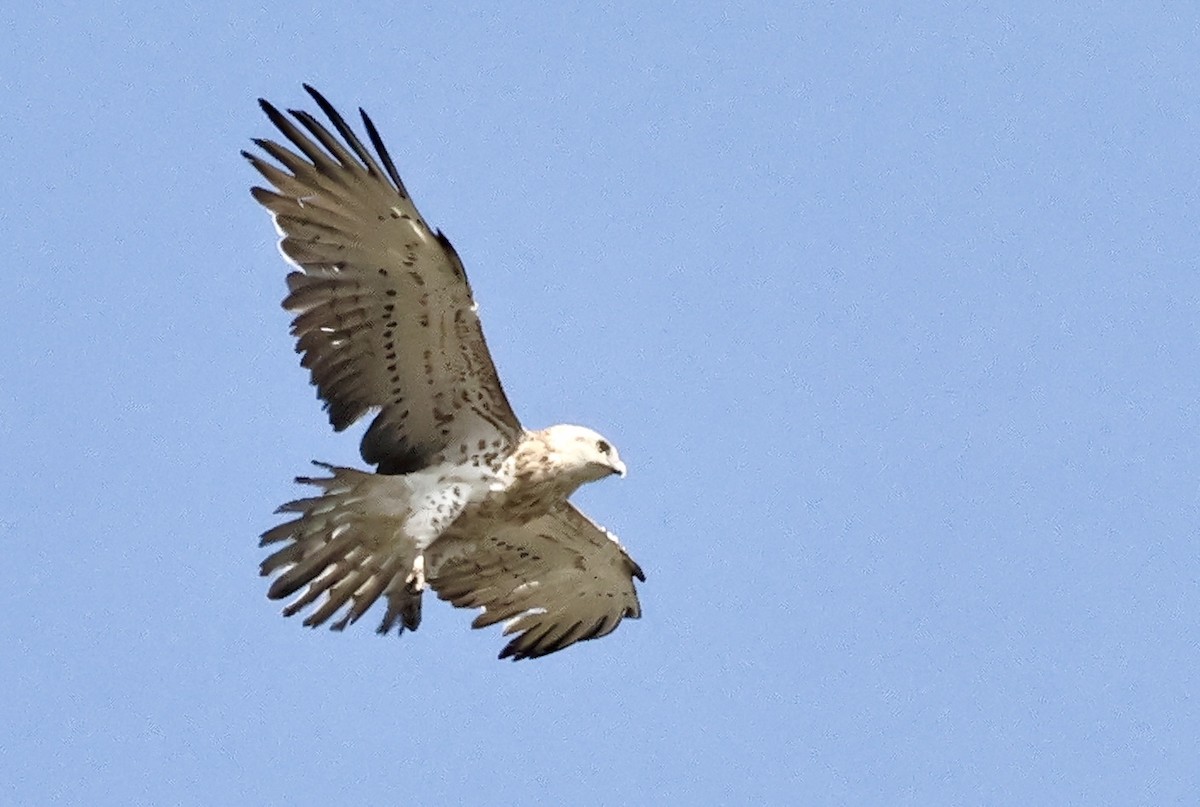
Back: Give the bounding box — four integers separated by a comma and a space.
260, 462, 422, 633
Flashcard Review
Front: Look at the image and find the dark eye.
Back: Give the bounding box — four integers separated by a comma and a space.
596, 439, 611, 455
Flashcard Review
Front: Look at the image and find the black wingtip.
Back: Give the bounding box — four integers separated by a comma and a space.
498, 637, 525, 660
257, 97, 283, 120
302, 83, 327, 105
302, 84, 341, 126
256, 100, 296, 144
359, 106, 406, 192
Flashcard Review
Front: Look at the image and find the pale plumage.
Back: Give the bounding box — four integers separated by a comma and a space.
244, 86, 643, 660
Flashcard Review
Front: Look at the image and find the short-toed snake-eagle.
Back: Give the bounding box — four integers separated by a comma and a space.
244, 86, 643, 660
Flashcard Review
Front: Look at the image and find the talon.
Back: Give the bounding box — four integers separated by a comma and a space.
404, 555, 426, 594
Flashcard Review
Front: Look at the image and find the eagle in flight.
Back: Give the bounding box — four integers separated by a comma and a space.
244, 85, 643, 660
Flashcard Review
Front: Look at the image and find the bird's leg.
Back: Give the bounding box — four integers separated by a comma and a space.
404, 554, 426, 594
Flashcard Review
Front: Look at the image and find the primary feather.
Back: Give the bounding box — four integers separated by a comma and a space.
247, 86, 643, 660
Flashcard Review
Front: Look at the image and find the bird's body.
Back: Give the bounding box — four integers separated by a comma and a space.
244, 86, 643, 660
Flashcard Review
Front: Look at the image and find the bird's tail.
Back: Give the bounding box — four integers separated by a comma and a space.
260, 462, 422, 634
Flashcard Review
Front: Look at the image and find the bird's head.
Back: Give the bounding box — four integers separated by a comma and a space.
542, 424, 626, 483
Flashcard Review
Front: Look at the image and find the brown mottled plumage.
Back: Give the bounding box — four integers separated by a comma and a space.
245, 86, 643, 660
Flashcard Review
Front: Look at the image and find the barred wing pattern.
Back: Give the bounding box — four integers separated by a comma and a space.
428, 504, 645, 660
248, 87, 645, 661
243, 85, 521, 474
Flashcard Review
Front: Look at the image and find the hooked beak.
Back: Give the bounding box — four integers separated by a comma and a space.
610, 459, 627, 478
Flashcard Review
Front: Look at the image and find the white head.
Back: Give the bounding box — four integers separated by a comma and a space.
541, 424, 627, 483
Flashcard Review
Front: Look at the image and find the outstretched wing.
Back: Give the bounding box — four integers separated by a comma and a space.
244, 85, 522, 474
427, 504, 645, 660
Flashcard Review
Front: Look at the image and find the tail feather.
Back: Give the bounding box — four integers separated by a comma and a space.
260, 516, 304, 546
303, 551, 380, 627
259, 463, 423, 634
345, 554, 407, 627
265, 526, 358, 598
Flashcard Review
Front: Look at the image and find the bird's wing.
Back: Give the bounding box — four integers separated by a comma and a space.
427, 504, 645, 660
244, 85, 522, 473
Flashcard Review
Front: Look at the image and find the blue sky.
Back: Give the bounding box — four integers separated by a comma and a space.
4, 3, 1199, 804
